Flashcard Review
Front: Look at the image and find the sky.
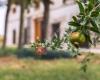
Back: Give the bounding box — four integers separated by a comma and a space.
0, 0, 7, 35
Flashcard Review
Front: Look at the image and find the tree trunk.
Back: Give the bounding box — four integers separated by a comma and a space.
41, 1, 50, 42
2, 0, 11, 49
18, 0, 24, 49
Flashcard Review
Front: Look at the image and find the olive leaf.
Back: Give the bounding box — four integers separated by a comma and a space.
76, 1, 85, 15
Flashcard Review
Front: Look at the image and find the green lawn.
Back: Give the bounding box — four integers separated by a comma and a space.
0, 56, 100, 80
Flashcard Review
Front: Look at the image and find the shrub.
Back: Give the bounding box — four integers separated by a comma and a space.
16, 48, 35, 58
16, 48, 71, 59
0, 48, 71, 59
0, 48, 17, 56
41, 50, 72, 59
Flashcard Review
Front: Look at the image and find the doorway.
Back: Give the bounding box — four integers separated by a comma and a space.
34, 19, 41, 41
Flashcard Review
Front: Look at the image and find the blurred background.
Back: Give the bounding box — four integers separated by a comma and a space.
0, 0, 80, 49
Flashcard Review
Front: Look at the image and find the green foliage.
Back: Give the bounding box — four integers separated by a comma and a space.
31, 35, 63, 51
69, 0, 100, 74
69, 0, 100, 44
31, 34, 79, 57
80, 53, 94, 73
48, 35, 64, 50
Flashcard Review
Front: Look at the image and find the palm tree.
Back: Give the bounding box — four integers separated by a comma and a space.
18, 0, 31, 49
41, 0, 53, 42
2, 0, 11, 49
18, 0, 24, 49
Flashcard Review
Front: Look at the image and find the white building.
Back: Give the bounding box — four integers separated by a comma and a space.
6, 0, 79, 47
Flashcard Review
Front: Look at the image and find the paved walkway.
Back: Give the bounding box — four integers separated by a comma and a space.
80, 48, 100, 54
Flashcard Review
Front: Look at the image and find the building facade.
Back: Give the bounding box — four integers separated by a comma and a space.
6, 0, 79, 47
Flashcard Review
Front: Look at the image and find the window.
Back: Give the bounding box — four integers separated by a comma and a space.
63, 0, 66, 4
12, 7, 16, 13
27, 9, 30, 14
12, 30, 16, 44
24, 28, 28, 44
63, 0, 76, 5
52, 23, 60, 38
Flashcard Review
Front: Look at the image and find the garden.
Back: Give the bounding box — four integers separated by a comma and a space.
0, 0, 100, 80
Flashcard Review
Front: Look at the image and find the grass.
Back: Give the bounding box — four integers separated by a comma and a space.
0, 55, 99, 80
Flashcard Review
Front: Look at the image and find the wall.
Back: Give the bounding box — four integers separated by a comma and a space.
47, 4, 79, 40
6, 3, 44, 46
6, 1, 79, 47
